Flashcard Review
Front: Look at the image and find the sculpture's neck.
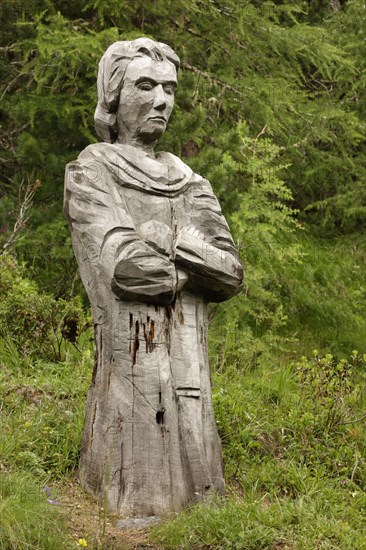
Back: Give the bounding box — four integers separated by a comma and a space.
116, 134, 157, 159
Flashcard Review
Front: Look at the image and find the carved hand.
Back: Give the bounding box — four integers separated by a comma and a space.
183, 226, 206, 241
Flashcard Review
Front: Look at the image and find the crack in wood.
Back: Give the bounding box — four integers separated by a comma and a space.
177, 293, 184, 325
107, 355, 114, 391
119, 442, 124, 507
124, 375, 156, 412
92, 325, 101, 386
89, 402, 97, 448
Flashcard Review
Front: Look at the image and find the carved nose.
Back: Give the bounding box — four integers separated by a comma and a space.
153, 85, 167, 110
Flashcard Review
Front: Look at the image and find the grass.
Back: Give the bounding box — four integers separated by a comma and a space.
0, 471, 73, 549
0, 332, 92, 479
0, 332, 91, 548
1, 309, 366, 548
150, 488, 366, 549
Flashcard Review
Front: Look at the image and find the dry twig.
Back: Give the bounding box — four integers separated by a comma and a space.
1, 178, 40, 254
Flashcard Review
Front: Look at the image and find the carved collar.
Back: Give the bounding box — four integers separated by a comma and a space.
78, 143, 196, 197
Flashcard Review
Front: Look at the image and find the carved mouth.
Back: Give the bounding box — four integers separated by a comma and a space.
149, 116, 167, 122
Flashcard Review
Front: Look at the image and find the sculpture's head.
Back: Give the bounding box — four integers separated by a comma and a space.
95, 38, 180, 144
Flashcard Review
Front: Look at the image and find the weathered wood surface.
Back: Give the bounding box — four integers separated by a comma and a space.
64, 38, 243, 517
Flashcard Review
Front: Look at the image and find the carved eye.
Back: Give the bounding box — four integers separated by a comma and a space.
138, 82, 154, 91
164, 85, 175, 96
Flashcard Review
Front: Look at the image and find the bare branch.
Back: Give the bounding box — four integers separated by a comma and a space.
1, 178, 40, 254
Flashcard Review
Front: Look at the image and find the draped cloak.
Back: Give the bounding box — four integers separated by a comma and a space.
64, 143, 243, 517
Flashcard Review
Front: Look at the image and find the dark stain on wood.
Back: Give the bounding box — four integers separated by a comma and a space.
129, 313, 133, 354
132, 320, 140, 366
178, 310, 184, 324
165, 305, 172, 321
143, 317, 155, 353
164, 322, 171, 355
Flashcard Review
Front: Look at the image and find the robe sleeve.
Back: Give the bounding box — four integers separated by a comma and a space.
64, 159, 177, 305
174, 178, 243, 302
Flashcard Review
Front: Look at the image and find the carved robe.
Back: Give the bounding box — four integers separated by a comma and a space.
64, 143, 243, 516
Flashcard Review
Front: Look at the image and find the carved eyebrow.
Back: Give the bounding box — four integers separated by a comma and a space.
135, 76, 177, 89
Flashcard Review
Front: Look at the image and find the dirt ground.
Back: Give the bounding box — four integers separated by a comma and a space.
54, 475, 161, 549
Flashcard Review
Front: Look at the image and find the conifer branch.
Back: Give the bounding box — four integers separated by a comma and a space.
182, 63, 246, 96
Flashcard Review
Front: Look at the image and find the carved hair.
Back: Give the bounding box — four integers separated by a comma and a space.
94, 38, 180, 143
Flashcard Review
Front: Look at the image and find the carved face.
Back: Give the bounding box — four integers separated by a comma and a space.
116, 56, 177, 143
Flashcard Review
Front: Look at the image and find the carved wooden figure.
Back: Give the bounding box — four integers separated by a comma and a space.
64, 38, 243, 517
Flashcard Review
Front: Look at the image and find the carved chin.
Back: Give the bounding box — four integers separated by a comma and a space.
137, 126, 166, 142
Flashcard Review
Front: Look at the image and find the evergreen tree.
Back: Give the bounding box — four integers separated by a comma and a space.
0, 0, 365, 351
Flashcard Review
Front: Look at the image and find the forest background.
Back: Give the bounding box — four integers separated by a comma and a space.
0, 0, 365, 548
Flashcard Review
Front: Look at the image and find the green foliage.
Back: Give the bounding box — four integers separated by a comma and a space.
0, 341, 92, 477
230, 129, 302, 333
2, 0, 365, 234
288, 351, 366, 481
0, 252, 90, 361
212, 350, 366, 493
6, 15, 119, 183
208, 129, 366, 366
0, 255, 92, 476
206, 128, 303, 368
15, 218, 83, 297
0, 257, 92, 480
209, 234, 366, 370
283, 235, 366, 353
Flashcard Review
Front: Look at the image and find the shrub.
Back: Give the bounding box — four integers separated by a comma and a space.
0, 252, 89, 362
